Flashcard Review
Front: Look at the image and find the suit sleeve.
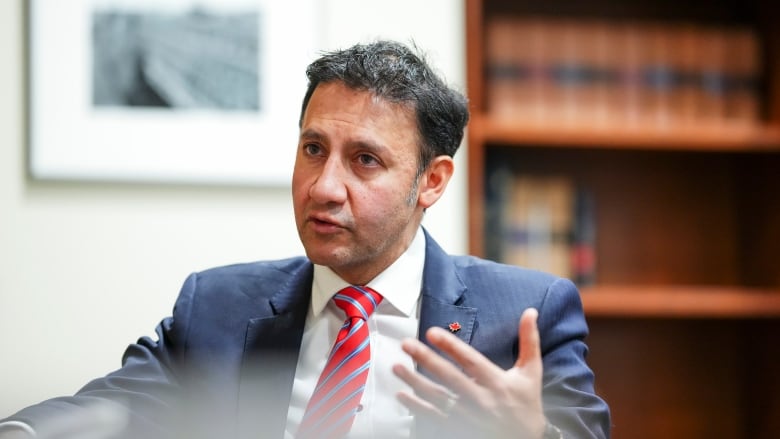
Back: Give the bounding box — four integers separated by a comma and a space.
0, 273, 200, 439
537, 277, 611, 438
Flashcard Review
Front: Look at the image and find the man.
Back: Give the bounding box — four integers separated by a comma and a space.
0, 41, 609, 438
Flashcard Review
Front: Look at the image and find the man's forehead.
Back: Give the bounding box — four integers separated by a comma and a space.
316, 81, 415, 112
304, 83, 413, 124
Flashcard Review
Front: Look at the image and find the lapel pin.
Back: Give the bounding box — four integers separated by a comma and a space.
448, 322, 462, 333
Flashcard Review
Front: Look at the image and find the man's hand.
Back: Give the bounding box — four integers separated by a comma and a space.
392, 308, 547, 439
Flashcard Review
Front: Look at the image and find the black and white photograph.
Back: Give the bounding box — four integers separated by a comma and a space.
28, 0, 316, 185
92, 8, 260, 111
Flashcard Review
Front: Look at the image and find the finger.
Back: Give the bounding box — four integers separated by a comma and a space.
397, 337, 479, 399
392, 362, 457, 410
516, 308, 542, 378
424, 326, 504, 385
396, 389, 449, 418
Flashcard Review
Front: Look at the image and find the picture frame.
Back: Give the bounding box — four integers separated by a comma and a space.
27, 0, 318, 186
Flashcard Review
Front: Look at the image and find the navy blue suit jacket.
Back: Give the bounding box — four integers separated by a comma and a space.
4, 231, 609, 438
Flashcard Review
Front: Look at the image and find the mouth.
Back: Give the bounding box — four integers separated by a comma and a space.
307, 213, 346, 233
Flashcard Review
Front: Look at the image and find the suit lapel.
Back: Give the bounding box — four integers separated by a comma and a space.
418, 297, 477, 347
236, 263, 313, 439
418, 230, 477, 349
415, 231, 477, 439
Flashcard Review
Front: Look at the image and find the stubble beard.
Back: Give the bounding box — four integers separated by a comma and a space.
298, 172, 423, 282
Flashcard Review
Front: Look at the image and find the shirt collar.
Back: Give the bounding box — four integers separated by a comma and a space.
311, 227, 426, 317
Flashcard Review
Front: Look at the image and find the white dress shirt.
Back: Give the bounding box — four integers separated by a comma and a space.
284, 227, 425, 438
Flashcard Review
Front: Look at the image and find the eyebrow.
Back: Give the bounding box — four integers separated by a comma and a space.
299, 128, 387, 154
299, 128, 326, 143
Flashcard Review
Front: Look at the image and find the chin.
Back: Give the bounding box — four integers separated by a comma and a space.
304, 246, 345, 266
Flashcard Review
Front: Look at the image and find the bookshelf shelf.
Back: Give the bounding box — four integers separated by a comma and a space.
466, 0, 780, 437
581, 286, 780, 318
472, 114, 780, 151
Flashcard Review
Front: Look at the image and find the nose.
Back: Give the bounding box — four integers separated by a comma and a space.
308, 157, 348, 205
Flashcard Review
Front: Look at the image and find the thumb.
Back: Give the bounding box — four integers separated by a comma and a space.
516, 308, 543, 378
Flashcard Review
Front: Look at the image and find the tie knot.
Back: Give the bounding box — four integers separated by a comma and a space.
333, 286, 382, 320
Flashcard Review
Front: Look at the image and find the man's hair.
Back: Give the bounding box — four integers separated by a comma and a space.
299, 40, 470, 173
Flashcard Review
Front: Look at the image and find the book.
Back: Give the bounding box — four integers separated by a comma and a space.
724, 27, 761, 125
483, 17, 762, 129
501, 175, 575, 279
571, 187, 597, 286
485, 17, 547, 122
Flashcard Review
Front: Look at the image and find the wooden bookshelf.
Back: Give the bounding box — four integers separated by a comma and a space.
465, 0, 780, 437
471, 114, 780, 151
580, 286, 780, 318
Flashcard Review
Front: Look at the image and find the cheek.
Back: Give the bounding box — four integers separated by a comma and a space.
360, 187, 413, 223
291, 175, 310, 214
291, 167, 309, 197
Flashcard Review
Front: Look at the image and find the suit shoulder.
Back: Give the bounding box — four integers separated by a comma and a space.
196, 257, 309, 279
186, 257, 311, 299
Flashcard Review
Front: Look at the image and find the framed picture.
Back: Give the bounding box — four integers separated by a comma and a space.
28, 0, 318, 185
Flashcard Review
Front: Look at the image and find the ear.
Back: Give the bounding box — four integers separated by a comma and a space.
417, 155, 454, 209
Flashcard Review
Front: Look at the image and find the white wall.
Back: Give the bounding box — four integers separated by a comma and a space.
0, 0, 466, 416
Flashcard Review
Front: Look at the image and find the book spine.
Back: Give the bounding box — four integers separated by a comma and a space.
501, 175, 575, 280
725, 27, 761, 125
483, 18, 762, 128
571, 188, 597, 286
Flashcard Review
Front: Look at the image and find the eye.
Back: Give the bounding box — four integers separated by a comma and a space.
303, 143, 323, 156
356, 153, 379, 167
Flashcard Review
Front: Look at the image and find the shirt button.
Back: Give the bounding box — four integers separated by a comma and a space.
356, 404, 364, 412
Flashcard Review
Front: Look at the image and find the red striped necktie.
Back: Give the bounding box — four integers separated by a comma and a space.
296, 285, 383, 439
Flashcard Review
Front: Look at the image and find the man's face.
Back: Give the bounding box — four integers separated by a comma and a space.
292, 81, 424, 285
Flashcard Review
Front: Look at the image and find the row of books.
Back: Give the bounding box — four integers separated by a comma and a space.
485, 17, 762, 128
485, 169, 596, 285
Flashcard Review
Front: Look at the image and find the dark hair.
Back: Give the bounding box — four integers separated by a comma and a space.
299, 40, 470, 173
